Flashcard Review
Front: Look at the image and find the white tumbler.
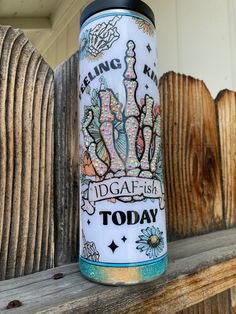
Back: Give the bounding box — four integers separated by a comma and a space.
79, 0, 168, 285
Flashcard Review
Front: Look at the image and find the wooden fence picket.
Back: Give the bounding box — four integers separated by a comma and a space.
160, 72, 224, 241
0, 26, 54, 280
216, 90, 236, 228
215, 90, 236, 314
160, 72, 235, 313
0, 24, 236, 313
54, 51, 80, 266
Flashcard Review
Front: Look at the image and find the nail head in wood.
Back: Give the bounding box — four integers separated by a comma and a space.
52, 273, 64, 280
6, 300, 22, 309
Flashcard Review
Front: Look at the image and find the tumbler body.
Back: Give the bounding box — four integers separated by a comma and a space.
79, 4, 167, 285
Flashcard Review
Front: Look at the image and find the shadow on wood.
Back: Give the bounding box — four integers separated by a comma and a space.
54, 52, 80, 266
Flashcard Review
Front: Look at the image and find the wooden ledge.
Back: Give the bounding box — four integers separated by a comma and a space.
0, 228, 236, 313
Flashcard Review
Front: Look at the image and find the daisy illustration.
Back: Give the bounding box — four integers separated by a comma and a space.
136, 226, 164, 258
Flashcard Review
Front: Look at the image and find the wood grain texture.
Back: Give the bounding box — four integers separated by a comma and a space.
216, 90, 236, 228
178, 290, 232, 314
54, 51, 80, 266
231, 286, 236, 314
0, 26, 54, 280
0, 228, 235, 314
160, 72, 224, 240
216, 89, 236, 314
160, 73, 231, 312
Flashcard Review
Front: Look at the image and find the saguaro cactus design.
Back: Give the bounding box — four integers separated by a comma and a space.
82, 40, 163, 203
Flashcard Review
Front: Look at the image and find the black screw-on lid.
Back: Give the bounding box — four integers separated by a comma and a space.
80, 0, 155, 27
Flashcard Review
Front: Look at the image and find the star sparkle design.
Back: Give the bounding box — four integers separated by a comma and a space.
146, 44, 152, 53
108, 240, 119, 253
87, 220, 91, 225
145, 84, 149, 89
121, 236, 127, 243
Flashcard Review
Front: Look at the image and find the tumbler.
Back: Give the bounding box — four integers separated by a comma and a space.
79, 0, 168, 285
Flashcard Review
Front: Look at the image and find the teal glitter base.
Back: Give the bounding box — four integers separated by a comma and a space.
79, 255, 168, 285
139, 255, 168, 282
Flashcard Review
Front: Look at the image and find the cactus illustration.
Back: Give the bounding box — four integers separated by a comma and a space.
82, 40, 163, 203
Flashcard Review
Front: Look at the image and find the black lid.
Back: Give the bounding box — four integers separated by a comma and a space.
80, 0, 155, 27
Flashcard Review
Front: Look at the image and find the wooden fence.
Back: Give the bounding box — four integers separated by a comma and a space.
0, 26, 54, 281
0, 26, 235, 313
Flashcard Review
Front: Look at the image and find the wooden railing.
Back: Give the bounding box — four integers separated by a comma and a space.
0, 26, 235, 313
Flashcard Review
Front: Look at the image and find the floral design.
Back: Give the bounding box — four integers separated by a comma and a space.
79, 30, 90, 60
133, 18, 155, 37
82, 231, 100, 262
83, 151, 96, 177
81, 40, 165, 215
82, 41, 162, 184
136, 226, 164, 258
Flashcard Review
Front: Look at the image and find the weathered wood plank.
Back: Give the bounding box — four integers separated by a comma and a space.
160, 72, 224, 240
216, 90, 236, 228
0, 229, 235, 314
0, 26, 54, 280
216, 89, 236, 314
160, 73, 234, 313
54, 51, 80, 266
174, 290, 232, 314
231, 286, 236, 314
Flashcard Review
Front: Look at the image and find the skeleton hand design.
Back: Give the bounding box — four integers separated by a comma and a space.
82, 40, 163, 203
88, 16, 122, 57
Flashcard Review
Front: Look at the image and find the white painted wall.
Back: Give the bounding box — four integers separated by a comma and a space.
147, 0, 235, 98
40, 0, 236, 97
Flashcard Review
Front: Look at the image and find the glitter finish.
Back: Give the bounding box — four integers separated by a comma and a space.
125, 117, 140, 170
143, 95, 154, 127
100, 91, 114, 123
151, 115, 161, 173
83, 110, 94, 148
124, 40, 136, 80
100, 121, 125, 172
141, 126, 152, 170
79, 10, 167, 286
124, 80, 139, 117
80, 254, 168, 285
88, 143, 108, 176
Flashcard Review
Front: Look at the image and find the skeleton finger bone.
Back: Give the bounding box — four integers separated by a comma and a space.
100, 122, 125, 174
151, 115, 161, 173
140, 95, 154, 177
140, 126, 152, 171
143, 95, 154, 127
125, 117, 140, 173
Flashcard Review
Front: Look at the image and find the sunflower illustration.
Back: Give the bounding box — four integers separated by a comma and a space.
136, 226, 164, 258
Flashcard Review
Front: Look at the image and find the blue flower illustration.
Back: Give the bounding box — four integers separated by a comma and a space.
79, 30, 90, 60
136, 226, 164, 259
